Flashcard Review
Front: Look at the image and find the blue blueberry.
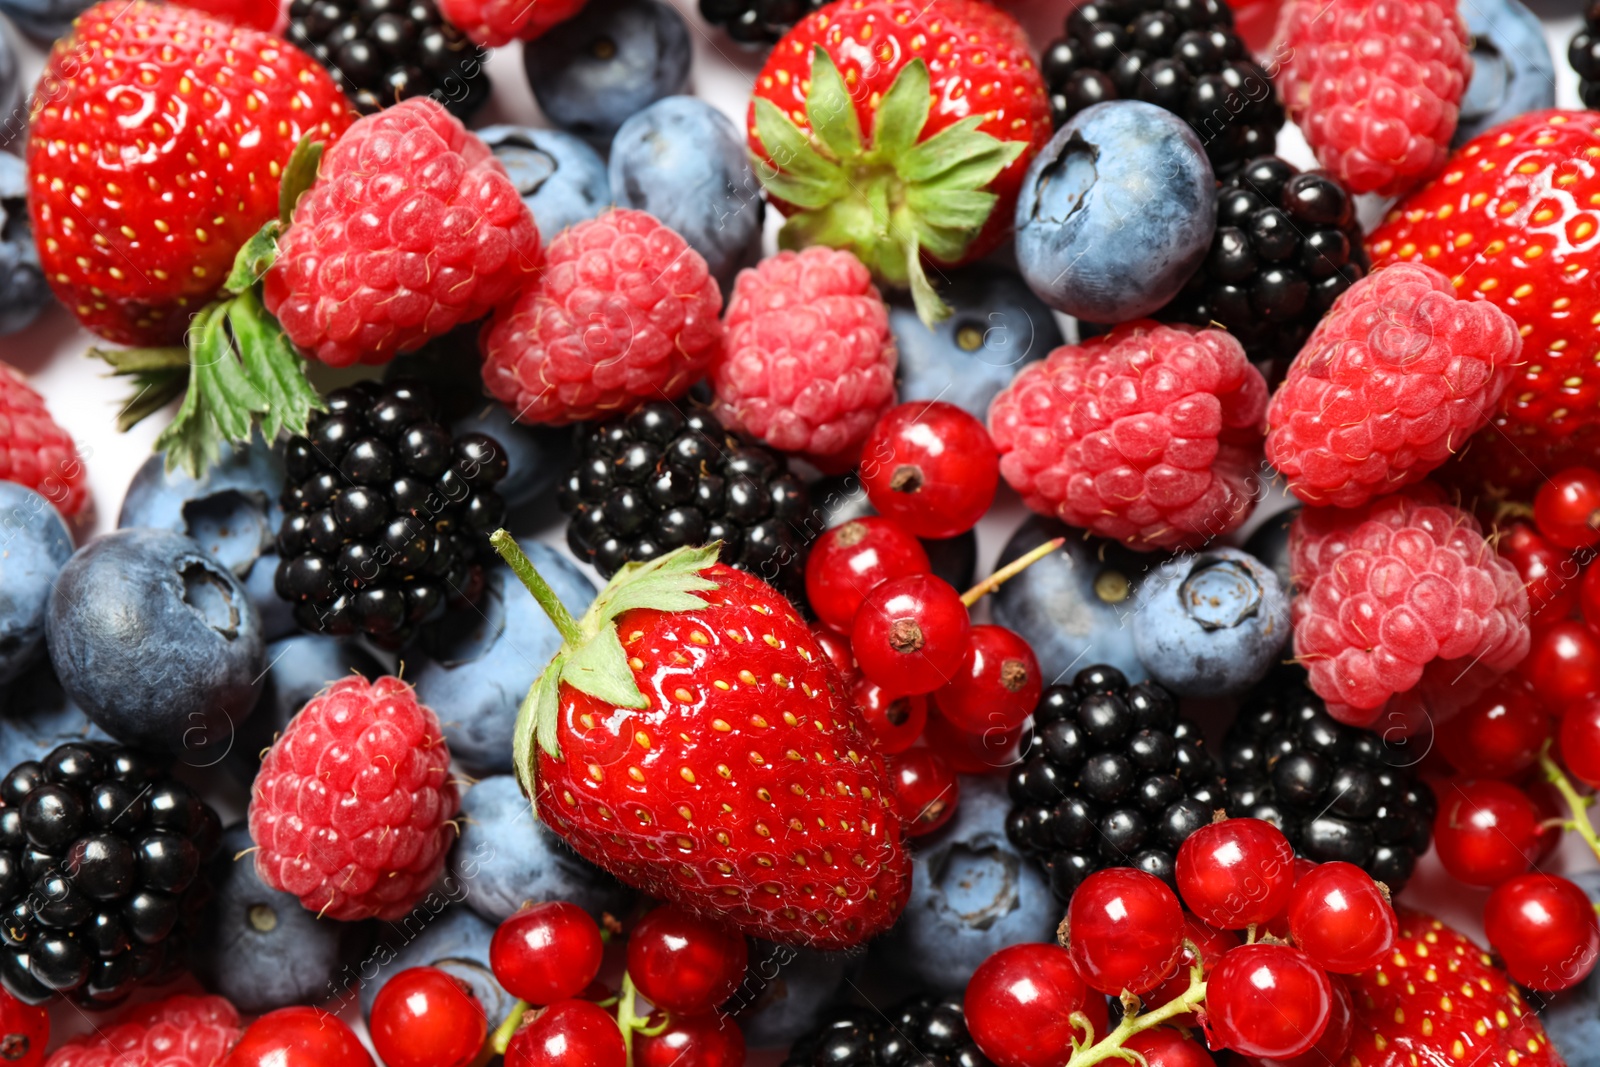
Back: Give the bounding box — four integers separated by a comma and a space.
229, 634, 383, 775
806, 475, 978, 591
874, 774, 1058, 995
118, 434, 293, 640
47, 529, 264, 756
1453, 0, 1554, 147
0, 153, 48, 337
1015, 101, 1216, 323
523, 0, 692, 145
732, 940, 854, 1049
0, 0, 90, 42
477, 125, 611, 237
193, 823, 367, 1013
1243, 505, 1299, 598
451, 775, 634, 925
0, 483, 72, 685
0, 664, 110, 772
609, 97, 765, 291
1132, 547, 1288, 698
355, 906, 517, 1026
413, 540, 595, 776
454, 402, 573, 513
891, 267, 1061, 421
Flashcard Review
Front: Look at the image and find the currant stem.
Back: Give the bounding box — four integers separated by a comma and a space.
490, 529, 584, 646
1541, 750, 1600, 862
490, 1000, 529, 1055
960, 537, 1066, 607
1065, 972, 1208, 1067
617, 972, 658, 1066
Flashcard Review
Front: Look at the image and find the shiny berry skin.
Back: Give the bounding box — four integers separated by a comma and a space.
964, 943, 1103, 1067
860, 401, 1000, 539
633, 1011, 747, 1067
1264, 976, 1354, 1067
1205, 944, 1332, 1059
934, 625, 1042, 734
853, 677, 929, 754
1526, 779, 1566, 865
1125, 1027, 1217, 1067
1432, 779, 1541, 887
222, 1007, 374, 1067
852, 574, 972, 696
370, 967, 487, 1067
1066, 867, 1184, 995
1560, 695, 1600, 787
1437, 676, 1552, 780
805, 518, 931, 632
1582, 563, 1600, 634
490, 903, 604, 1007
1285, 862, 1397, 974
1498, 522, 1581, 629
1174, 818, 1295, 930
504, 1001, 626, 1067
812, 624, 856, 679
0, 989, 45, 1067
1520, 620, 1600, 710
626, 906, 748, 1016
924, 706, 1025, 773
1535, 467, 1600, 550
1144, 916, 1239, 1028
1483, 873, 1600, 993
886, 748, 959, 837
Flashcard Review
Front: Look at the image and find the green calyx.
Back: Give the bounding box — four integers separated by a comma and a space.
89, 137, 328, 477
752, 47, 1026, 325
490, 531, 722, 797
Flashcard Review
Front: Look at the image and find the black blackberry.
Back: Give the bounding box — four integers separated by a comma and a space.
1223, 669, 1435, 892
697, 0, 826, 48
559, 402, 813, 601
287, 0, 490, 119
0, 743, 222, 1009
1005, 665, 1226, 902
275, 379, 508, 648
1040, 0, 1283, 176
1156, 155, 1367, 369
782, 996, 992, 1066
1573, 2, 1600, 110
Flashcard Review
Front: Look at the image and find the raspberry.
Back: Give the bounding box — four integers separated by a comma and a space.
1265, 262, 1522, 509
263, 97, 541, 369
436, 0, 586, 46
249, 676, 460, 921
711, 248, 897, 472
481, 209, 724, 426
46, 994, 241, 1067
1275, 0, 1471, 195
987, 321, 1269, 551
1289, 487, 1531, 727
0, 365, 86, 518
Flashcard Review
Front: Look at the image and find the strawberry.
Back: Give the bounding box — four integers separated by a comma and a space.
747, 0, 1051, 325
492, 535, 911, 950
1344, 909, 1565, 1067
1366, 109, 1600, 493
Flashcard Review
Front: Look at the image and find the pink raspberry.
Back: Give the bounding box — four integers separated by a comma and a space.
481, 209, 723, 425
0, 364, 86, 518
712, 248, 897, 473
987, 321, 1269, 551
437, 0, 585, 46
249, 675, 459, 921
1265, 263, 1522, 509
1290, 487, 1530, 727
46, 994, 241, 1067
264, 97, 541, 369
1275, 0, 1471, 195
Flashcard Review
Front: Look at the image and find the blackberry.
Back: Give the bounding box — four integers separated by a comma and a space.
1005, 665, 1226, 902
1156, 155, 1367, 370
275, 379, 508, 648
1573, 2, 1600, 110
559, 402, 813, 601
0, 743, 222, 1009
696, 0, 826, 49
782, 995, 992, 1066
287, 0, 490, 119
1222, 669, 1435, 893
1040, 0, 1283, 176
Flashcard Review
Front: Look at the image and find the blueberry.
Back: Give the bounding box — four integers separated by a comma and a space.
450, 775, 633, 925
1132, 547, 1289, 697
356, 906, 517, 1026
1014, 100, 1216, 323
0, 484, 72, 686
476, 125, 611, 237
229, 634, 383, 775
1243, 504, 1298, 596
609, 96, 766, 291
0, 0, 90, 42
875, 775, 1057, 995
1453, 0, 1554, 147
0, 666, 112, 771
47, 529, 264, 757
522, 0, 692, 144
413, 542, 595, 776
731, 940, 854, 1049
891, 267, 1061, 421
0, 152, 46, 337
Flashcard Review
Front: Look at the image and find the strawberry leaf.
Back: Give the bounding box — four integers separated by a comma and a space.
870, 59, 930, 161
513, 652, 565, 790
805, 47, 864, 163
752, 98, 843, 187
225, 221, 282, 296
278, 136, 325, 224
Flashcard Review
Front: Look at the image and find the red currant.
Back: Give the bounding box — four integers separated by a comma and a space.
886, 747, 959, 836
490, 902, 604, 1007
1526, 778, 1566, 864
964, 943, 1105, 1067
1067, 868, 1184, 996
1433, 778, 1541, 887
933, 625, 1042, 734
806, 517, 931, 632
924, 706, 1024, 773
1436, 676, 1552, 779
854, 676, 929, 753
633, 1011, 747, 1067
370, 967, 487, 1067
812, 624, 857, 680
1583, 562, 1600, 635
1535, 467, 1600, 549
1484, 873, 1600, 993
222, 1007, 374, 1067
1256, 977, 1354, 1067
852, 574, 971, 695
1204, 944, 1332, 1059
1125, 1027, 1216, 1067
0, 990, 46, 1067
1520, 620, 1600, 710
861, 401, 999, 539
504, 1001, 626, 1067
1174, 818, 1295, 930
1560, 695, 1600, 786
626, 905, 748, 1016
1144, 916, 1239, 1028
1285, 862, 1397, 974
1263, 857, 1318, 941
1499, 523, 1581, 628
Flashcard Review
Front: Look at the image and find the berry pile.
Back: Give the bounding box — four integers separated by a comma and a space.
1576, 3, 1600, 109
781, 996, 991, 1066
697, 0, 827, 48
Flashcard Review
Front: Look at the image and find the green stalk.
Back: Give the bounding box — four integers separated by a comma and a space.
1542, 749, 1600, 861
490, 529, 583, 645
490, 1001, 529, 1055
1065, 971, 1208, 1067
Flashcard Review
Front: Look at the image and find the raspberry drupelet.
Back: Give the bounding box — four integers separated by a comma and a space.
46, 994, 242, 1067
0, 364, 86, 518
